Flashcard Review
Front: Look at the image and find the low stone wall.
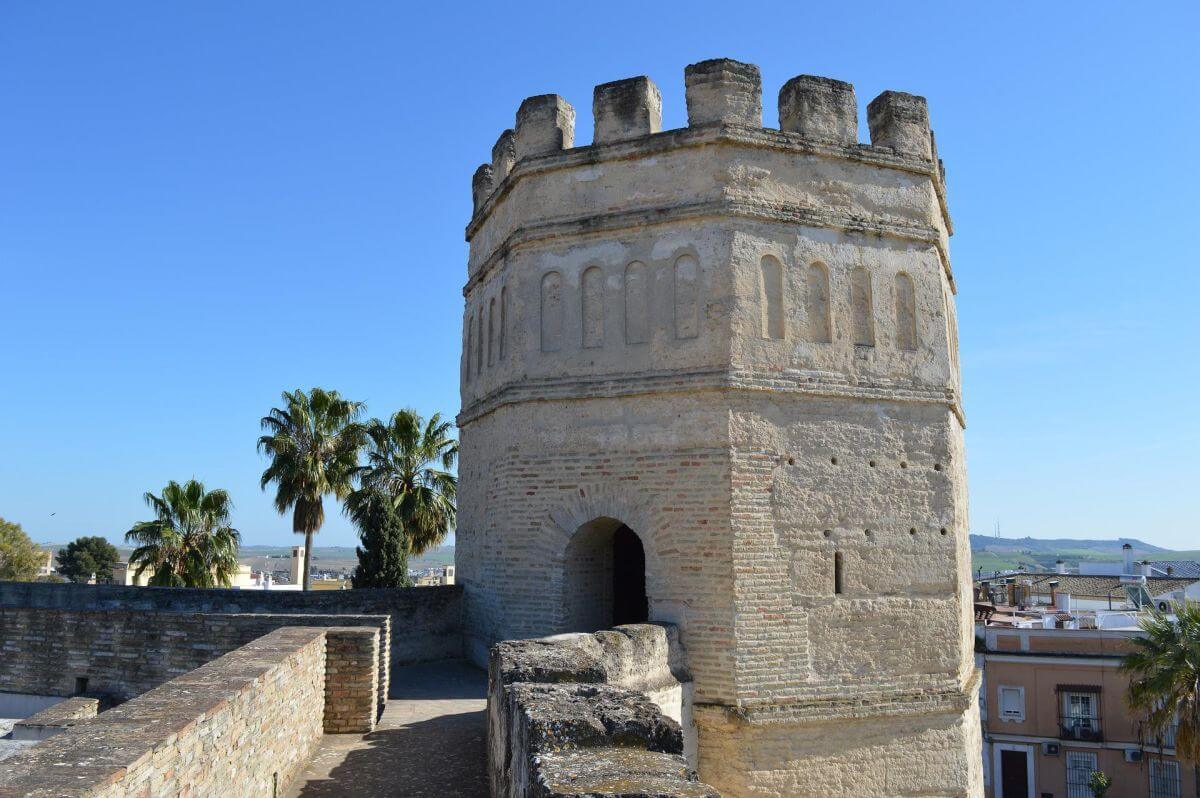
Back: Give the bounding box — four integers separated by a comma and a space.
0, 580, 463, 670
0, 606, 390, 714
0, 625, 380, 797
488, 623, 718, 798
10, 696, 100, 741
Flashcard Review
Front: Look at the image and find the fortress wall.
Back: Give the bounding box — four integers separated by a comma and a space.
694, 698, 983, 798
0, 625, 379, 798
487, 624, 717, 798
0, 580, 462, 670
0, 606, 389, 712
457, 395, 737, 700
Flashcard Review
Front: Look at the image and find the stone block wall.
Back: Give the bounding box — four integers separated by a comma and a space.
0, 607, 390, 715
488, 624, 718, 798
0, 580, 462, 671
0, 627, 337, 797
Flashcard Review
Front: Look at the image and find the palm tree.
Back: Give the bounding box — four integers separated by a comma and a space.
258, 388, 364, 590
346, 410, 457, 581
125, 480, 241, 587
1123, 601, 1200, 763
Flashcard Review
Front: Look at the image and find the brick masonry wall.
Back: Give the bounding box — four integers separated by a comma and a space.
0, 580, 461, 674
0, 607, 389, 713
0, 627, 331, 798
323, 627, 379, 733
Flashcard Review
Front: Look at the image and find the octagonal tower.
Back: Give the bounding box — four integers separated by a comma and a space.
457, 59, 982, 797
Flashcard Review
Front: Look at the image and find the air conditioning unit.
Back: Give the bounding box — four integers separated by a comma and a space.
1125, 749, 1144, 763
1042, 742, 1060, 756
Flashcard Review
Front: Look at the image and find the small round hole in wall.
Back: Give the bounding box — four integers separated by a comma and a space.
787, 457, 795, 466
864, 529, 872, 537
900, 461, 908, 469
909, 528, 917, 536
934, 463, 942, 471
869, 460, 877, 468
940, 527, 948, 536
830, 457, 838, 465
823, 529, 832, 539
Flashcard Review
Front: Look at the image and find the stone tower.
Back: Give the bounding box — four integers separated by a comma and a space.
457, 59, 982, 797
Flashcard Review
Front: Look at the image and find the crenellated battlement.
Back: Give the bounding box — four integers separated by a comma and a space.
469, 58, 942, 216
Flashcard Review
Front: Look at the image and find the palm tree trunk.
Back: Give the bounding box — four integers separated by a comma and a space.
303, 529, 313, 591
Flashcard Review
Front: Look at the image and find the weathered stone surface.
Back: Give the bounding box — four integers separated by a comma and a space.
778, 75, 857, 145
867, 90, 932, 159
534, 749, 720, 798
514, 682, 682, 754
593, 77, 662, 144
515, 95, 575, 160
9, 696, 101, 741
489, 625, 713, 798
684, 58, 762, 126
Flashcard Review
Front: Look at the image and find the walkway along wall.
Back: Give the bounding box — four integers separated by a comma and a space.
0, 625, 380, 798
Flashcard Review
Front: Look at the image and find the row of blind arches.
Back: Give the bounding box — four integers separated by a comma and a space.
465, 287, 507, 381
759, 256, 919, 350
465, 255, 922, 382
543, 255, 701, 353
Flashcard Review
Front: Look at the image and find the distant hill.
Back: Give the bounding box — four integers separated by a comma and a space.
969, 535, 1189, 574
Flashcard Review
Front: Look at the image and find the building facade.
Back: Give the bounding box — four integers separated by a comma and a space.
457, 58, 982, 797
982, 622, 1196, 798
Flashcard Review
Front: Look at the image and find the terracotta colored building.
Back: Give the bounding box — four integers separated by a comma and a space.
981, 619, 1195, 798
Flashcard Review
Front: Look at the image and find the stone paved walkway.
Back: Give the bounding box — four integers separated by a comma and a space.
286, 659, 488, 798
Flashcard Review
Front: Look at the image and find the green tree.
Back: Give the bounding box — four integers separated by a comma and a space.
346, 409, 456, 587
258, 388, 364, 590
55, 535, 120, 583
1088, 770, 1111, 798
349, 488, 410, 588
1123, 601, 1200, 763
125, 480, 241, 588
0, 517, 44, 582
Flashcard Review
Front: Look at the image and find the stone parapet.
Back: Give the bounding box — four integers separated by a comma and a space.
488, 624, 716, 798
0, 627, 333, 798
0, 580, 461, 672
9, 696, 102, 742
0, 606, 389, 718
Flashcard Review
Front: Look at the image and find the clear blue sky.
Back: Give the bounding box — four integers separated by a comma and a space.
2, 3, 1197, 550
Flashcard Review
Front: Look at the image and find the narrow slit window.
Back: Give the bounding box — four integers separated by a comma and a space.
834, 551, 844, 595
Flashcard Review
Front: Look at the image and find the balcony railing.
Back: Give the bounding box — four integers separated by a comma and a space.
1059, 714, 1103, 742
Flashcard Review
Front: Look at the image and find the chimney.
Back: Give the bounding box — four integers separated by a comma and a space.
1006, 578, 1016, 606
1122, 543, 1133, 575
1058, 592, 1072, 612
1048, 579, 1059, 607
1141, 560, 1154, 577
291, 545, 305, 585
1055, 560, 1067, 575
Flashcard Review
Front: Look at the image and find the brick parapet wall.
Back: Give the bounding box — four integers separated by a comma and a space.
0, 580, 461, 671
0, 627, 332, 798
488, 624, 718, 798
0, 607, 389, 716
323, 627, 379, 733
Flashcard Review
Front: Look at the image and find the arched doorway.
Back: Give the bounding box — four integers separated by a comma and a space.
562, 517, 648, 632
